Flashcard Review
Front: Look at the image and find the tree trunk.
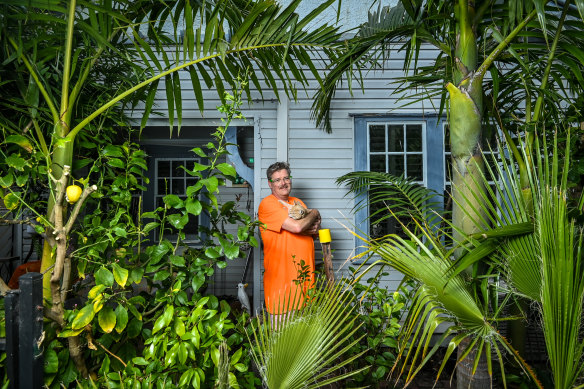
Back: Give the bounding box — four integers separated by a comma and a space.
456, 338, 492, 389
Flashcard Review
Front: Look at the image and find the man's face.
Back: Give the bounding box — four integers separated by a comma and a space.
268, 169, 292, 200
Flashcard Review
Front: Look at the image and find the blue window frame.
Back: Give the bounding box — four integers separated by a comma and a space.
353, 115, 447, 249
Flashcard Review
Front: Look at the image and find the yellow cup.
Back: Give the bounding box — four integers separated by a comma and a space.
318, 228, 331, 243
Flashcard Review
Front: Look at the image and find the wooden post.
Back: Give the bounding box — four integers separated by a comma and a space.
318, 229, 334, 283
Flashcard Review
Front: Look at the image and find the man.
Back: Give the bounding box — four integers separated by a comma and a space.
258, 162, 321, 318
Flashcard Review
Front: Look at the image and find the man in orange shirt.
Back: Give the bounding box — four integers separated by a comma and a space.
258, 162, 321, 320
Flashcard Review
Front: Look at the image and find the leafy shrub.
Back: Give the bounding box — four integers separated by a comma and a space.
41, 84, 261, 388
339, 267, 413, 388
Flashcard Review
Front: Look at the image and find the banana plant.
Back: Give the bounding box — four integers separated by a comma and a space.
0, 0, 343, 376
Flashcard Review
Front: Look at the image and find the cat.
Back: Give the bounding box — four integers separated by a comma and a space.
279, 199, 310, 220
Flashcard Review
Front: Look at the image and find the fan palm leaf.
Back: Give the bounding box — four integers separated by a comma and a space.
247, 280, 368, 389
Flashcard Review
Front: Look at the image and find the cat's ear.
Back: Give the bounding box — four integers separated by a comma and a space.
294, 200, 302, 206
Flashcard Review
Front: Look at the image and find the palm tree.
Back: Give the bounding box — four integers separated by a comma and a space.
338, 133, 584, 388
0, 0, 344, 375
314, 0, 584, 385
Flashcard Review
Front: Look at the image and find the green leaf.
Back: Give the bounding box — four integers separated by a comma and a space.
72, 304, 96, 330
112, 263, 129, 288
152, 305, 174, 334
192, 147, 207, 158
168, 213, 189, 229
6, 155, 28, 171
143, 222, 160, 233
95, 267, 114, 287
112, 227, 127, 237
98, 306, 117, 333
127, 304, 142, 321
216, 163, 237, 178
127, 318, 143, 338
163, 194, 183, 208
192, 274, 206, 292
5, 135, 33, 153
115, 305, 129, 333
211, 346, 220, 367
203, 176, 219, 193
102, 145, 124, 158
148, 243, 171, 264
88, 285, 107, 300
0, 173, 14, 188
185, 198, 203, 215
228, 372, 240, 389
3, 193, 19, 210
57, 328, 84, 338
170, 255, 186, 267
44, 348, 58, 374
205, 247, 221, 259
175, 318, 186, 337
178, 342, 188, 366
223, 243, 239, 260
153, 270, 170, 281
107, 158, 125, 169
132, 357, 149, 366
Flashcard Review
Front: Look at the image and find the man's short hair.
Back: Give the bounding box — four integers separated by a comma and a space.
267, 161, 291, 180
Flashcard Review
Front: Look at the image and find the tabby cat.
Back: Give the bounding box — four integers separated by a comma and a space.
279, 200, 310, 220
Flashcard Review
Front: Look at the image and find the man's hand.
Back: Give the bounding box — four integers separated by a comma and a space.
282, 209, 320, 235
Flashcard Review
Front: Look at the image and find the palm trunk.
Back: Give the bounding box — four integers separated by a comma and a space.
449, 2, 489, 387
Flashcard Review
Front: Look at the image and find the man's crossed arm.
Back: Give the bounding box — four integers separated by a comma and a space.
282, 209, 321, 235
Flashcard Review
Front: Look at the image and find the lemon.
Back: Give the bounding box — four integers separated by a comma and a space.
66, 185, 82, 204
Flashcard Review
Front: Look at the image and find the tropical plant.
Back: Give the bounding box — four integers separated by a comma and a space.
339, 131, 584, 388
338, 269, 413, 387
0, 0, 345, 377
316, 0, 584, 385
247, 278, 370, 389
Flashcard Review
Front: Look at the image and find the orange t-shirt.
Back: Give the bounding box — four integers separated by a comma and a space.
258, 194, 315, 314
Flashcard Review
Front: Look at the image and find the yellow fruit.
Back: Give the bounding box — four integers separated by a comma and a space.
36, 216, 41, 222
115, 248, 127, 258
66, 185, 82, 204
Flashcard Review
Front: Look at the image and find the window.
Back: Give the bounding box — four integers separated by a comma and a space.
155, 158, 200, 240
368, 122, 425, 180
354, 116, 446, 243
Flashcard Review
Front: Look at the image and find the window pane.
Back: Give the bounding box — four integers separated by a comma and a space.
444, 124, 451, 153
186, 178, 197, 188
388, 125, 404, 152
158, 161, 170, 177
388, 155, 404, 176
445, 155, 452, 182
172, 179, 184, 195
406, 124, 423, 151
369, 125, 385, 152
406, 154, 423, 181
172, 161, 184, 178
158, 179, 168, 194
370, 155, 386, 172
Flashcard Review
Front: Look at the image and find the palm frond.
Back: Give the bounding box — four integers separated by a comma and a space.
535, 133, 584, 389
358, 231, 540, 387
247, 279, 368, 389
336, 171, 443, 238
